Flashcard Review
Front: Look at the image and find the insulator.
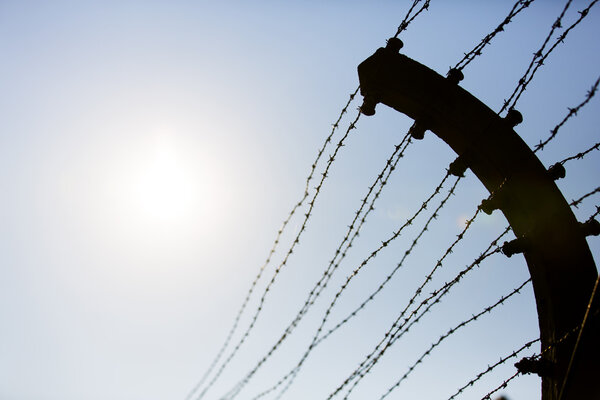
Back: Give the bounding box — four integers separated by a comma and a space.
479, 196, 500, 215
515, 357, 554, 377
385, 37, 404, 53
446, 68, 464, 84
547, 162, 566, 180
360, 96, 377, 116
409, 120, 426, 140
449, 155, 468, 177
504, 108, 523, 128
501, 237, 529, 257
580, 219, 600, 237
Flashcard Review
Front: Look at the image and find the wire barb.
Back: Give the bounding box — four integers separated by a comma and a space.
535, 76, 600, 152
194, 112, 361, 400
223, 132, 414, 400
184, 89, 360, 400
378, 279, 531, 399
501, 0, 598, 114
570, 186, 600, 208
454, 0, 536, 72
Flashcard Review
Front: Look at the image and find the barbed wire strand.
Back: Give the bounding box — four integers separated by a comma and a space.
535, 76, 599, 152
480, 370, 522, 400
194, 111, 362, 400
184, 90, 359, 400
446, 338, 539, 400
248, 167, 456, 400
450, 301, 600, 400
379, 278, 531, 399
214, 1, 437, 396
337, 228, 511, 399
570, 186, 600, 208
502, 0, 599, 114
319, 175, 459, 345
454, 0, 536, 72
239, 162, 449, 399
499, 0, 574, 114
394, 0, 431, 38
557, 273, 600, 400
254, 172, 459, 400
559, 141, 600, 165
588, 205, 600, 220
330, 211, 511, 399
220, 133, 414, 400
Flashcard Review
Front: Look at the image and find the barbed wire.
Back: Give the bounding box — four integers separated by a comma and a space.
336, 226, 511, 399
501, 0, 599, 114
184, 90, 359, 400
240, 160, 454, 400
250, 172, 460, 400
559, 141, 600, 165
449, 303, 600, 400
499, 0, 573, 114
393, 0, 431, 38
319, 174, 459, 345
570, 186, 600, 208
480, 370, 522, 400
453, 0, 536, 72
378, 278, 531, 399
194, 1, 444, 397
193, 111, 362, 400
587, 205, 600, 220
446, 338, 539, 400
534, 76, 599, 153
220, 133, 414, 400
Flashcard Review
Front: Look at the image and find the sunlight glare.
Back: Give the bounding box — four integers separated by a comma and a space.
133, 137, 197, 223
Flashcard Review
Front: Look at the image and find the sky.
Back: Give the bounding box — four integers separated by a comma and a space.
1, 1, 599, 400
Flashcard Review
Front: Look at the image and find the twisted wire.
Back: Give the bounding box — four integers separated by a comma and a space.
446, 338, 539, 400
450, 291, 600, 400
480, 370, 522, 400
204, 1, 440, 396
570, 186, 600, 208
336, 227, 511, 399
184, 90, 359, 400
499, 0, 574, 114
378, 278, 531, 399
194, 111, 362, 400
587, 205, 600, 220
535, 76, 599, 152
559, 141, 600, 165
477, 313, 596, 400
258, 172, 459, 400
454, 0, 536, 72
319, 173, 458, 346
222, 133, 413, 400
246, 158, 453, 400
393, 0, 431, 38
502, 0, 599, 114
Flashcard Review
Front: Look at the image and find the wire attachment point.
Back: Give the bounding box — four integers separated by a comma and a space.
449, 155, 468, 177
580, 219, 600, 237
446, 68, 464, 85
408, 120, 427, 140
501, 237, 530, 257
504, 108, 523, 127
515, 356, 554, 377
547, 162, 566, 180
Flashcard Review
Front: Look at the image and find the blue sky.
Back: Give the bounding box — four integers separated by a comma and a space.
1, 1, 599, 399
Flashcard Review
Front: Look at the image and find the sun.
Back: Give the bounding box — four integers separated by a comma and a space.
132, 137, 197, 223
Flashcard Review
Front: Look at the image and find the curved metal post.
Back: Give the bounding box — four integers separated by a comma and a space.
357, 43, 599, 400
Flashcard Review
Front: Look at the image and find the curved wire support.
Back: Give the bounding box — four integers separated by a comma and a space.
357, 44, 599, 400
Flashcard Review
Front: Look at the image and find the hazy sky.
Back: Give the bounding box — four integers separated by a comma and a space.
1, 1, 599, 400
